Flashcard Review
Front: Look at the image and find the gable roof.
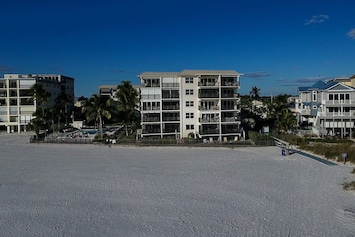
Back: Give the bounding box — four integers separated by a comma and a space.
298, 80, 355, 92
299, 80, 337, 91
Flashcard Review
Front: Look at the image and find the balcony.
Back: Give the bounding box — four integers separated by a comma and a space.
162, 94, 179, 99
142, 115, 160, 122
163, 127, 180, 133
222, 128, 242, 134
221, 105, 239, 111
141, 94, 161, 100
142, 106, 160, 111
317, 112, 355, 119
162, 83, 179, 88
142, 128, 161, 134
199, 129, 219, 135
162, 105, 180, 110
199, 117, 220, 123
162, 116, 180, 122
198, 82, 219, 87
221, 81, 240, 87
198, 106, 220, 111
322, 99, 355, 105
199, 93, 219, 98
221, 117, 240, 122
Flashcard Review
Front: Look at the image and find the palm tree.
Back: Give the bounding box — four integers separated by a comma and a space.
82, 94, 112, 139
278, 108, 297, 133
115, 81, 139, 136
250, 86, 261, 99
55, 93, 72, 126
29, 83, 51, 118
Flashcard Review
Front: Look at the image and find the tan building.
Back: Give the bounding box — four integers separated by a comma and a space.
138, 70, 243, 142
0, 74, 74, 133
334, 75, 355, 87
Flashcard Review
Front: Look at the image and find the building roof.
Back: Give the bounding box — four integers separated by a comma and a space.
180, 70, 241, 76
138, 70, 241, 78
138, 72, 180, 78
298, 80, 338, 92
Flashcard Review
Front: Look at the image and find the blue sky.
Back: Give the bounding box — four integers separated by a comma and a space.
1, 0, 355, 97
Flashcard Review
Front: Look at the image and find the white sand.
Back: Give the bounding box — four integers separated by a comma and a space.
0, 132, 355, 236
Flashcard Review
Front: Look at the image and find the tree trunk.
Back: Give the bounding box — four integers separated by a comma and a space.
99, 116, 103, 139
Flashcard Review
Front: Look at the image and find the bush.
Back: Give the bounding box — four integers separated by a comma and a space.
248, 131, 274, 146
343, 181, 355, 191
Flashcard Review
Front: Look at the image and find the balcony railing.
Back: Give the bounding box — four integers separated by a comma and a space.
142, 117, 160, 122
162, 105, 180, 110
142, 106, 160, 111
141, 94, 161, 100
222, 128, 242, 134
162, 83, 179, 88
199, 117, 220, 123
199, 129, 219, 135
221, 81, 240, 87
317, 112, 354, 118
162, 116, 180, 121
141, 83, 160, 88
163, 127, 180, 133
322, 99, 355, 105
198, 82, 219, 87
199, 93, 219, 98
142, 128, 161, 134
162, 94, 179, 99
221, 105, 238, 110
198, 106, 220, 110
221, 117, 240, 122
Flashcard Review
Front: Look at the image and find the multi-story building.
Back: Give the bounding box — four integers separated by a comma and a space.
138, 70, 242, 142
296, 80, 355, 138
0, 74, 74, 133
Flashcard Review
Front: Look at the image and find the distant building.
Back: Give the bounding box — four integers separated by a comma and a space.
138, 70, 242, 142
333, 75, 355, 87
99, 84, 140, 101
296, 80, 355, 138
0, 74, 74, 133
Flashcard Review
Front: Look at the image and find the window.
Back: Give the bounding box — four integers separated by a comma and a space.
185, 77, 193, 83
340, 94, 344, 101
186, 124, 194, 130
329, 94, 333, 100
185, 89, 194, 95
312, 91, 317, 101
186, 113, 194, 119
186, 101, 194, 107
346, 94, 350, 100
334, 94, 339, 100
312, 105, 317, 109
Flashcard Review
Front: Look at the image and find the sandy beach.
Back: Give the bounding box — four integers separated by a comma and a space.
0, 132, 354, 236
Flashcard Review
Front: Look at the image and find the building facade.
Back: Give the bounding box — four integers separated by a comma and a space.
0, 74, 74, 133
138, 70, 242, 142
296, 80, 355, 138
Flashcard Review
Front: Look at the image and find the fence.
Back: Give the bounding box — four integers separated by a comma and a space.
30, 135, 93, 144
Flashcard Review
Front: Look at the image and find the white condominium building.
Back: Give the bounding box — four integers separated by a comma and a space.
138, 70, 242, 142
0, 74, 74, 133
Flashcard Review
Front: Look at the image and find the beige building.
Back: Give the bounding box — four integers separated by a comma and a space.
334, 75, 355, 87
138, 70, 242, 142
0, 74, 74, 133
